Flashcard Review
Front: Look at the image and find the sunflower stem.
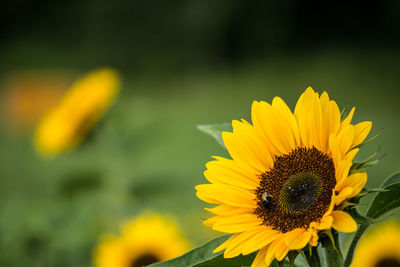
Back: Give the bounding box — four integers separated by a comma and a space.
304, 245, 321, 267
321, 230, 344, 267
344, 224, 368, 267
288, 251, 298, 267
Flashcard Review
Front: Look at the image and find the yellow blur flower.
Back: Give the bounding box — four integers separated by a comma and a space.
196, 87, 372, 266
34, 68, 120, 157
93, 213, 191, 267
351, 221, 400, 267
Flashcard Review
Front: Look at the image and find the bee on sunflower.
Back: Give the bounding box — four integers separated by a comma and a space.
93, 213, 191, 267
34, 68, 120, 157
196, 87, 372, 266
351, 221, 400, 267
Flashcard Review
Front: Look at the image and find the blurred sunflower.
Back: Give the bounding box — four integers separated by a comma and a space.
93, 213, 191, 267
196, 87, 372, 266
34, 68, 120, 157
351, 221, 400, 267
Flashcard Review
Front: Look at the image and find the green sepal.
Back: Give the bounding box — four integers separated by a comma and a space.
353, 128, 383, 149
288, 251, 299, 267
351, 146, 380, 169
345, 207, 379, 225
303, 245, 321, 267
349, 153, 386, 174
320, 230, 336, 250
347, 188, 388, 204
350, 146, 385, 173
197, 123, 232, 148
320, 230, 343, 267
336, 201, 357, 210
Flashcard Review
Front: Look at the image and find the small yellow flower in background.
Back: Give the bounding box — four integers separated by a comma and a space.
196, 87, 372, 266
93, 213, 191, 267
34, 68, 120, 157
351, 221, 400, 267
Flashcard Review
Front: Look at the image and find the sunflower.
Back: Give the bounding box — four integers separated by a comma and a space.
195, 87, 372, 266
93, 213, 191, 267
351, 221, 400, 267
34, 68, 120, 157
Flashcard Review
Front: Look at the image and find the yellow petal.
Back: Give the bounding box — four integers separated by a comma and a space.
323, 190, 336, 216
224, 226, 279, 256
241, 228, 281, 255
203, 216, 218, 227
332, 211, 357, 233
352, 121, 372, 148
336, 172, 367, 198
272, 96, 301, 146
340, 107, 355, 131
295, 87, 321, 149
205, 205, 249, 216
335, 187, 353, 205
309, 231, 319, 246
205, 156, 259, 190
212, 213, 261, 233
285, 228, 312, 250
329, 134, 341, 167
317, 215, 333, 230
336, 124, 355, 157
251, 101, 294, 155
232, 120, 274, 168
222, 130, 268, 173
274, 238, 290, 261
344, 148, 359, 162
265, 238, 282, 266
213, 236, 232, 253
320, 94, 341, 154
251, 101, 281, 156
195, 184, 256, 209
251, 247, 269, 267
326, 100, 341, 136
336, 160, 352, 183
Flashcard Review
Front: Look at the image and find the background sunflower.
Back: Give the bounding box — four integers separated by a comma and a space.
93, 213, 191, 267
34, 68, 120, 157
351, 221, 400, 267
0, 1, 399, 266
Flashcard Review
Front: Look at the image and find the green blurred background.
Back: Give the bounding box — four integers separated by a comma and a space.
1, 1, 400, 266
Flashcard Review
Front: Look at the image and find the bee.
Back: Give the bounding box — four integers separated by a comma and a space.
261, 192, 273, 210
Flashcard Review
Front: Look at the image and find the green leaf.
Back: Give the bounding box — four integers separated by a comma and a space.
366, 173, 400, 219
191, 253, 256, 267
150, 235, 229, 267
197, 123, 232, 148
344, 224, 368, 267
294, 253, 310, 267
381, 171, 400, 188
150, 234, 297, 267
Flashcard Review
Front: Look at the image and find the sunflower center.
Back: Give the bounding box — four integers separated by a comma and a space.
375, 257, 400, 267
254, 147, 336, 233
130, 253, 160, 267
279, 172, 322, 213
